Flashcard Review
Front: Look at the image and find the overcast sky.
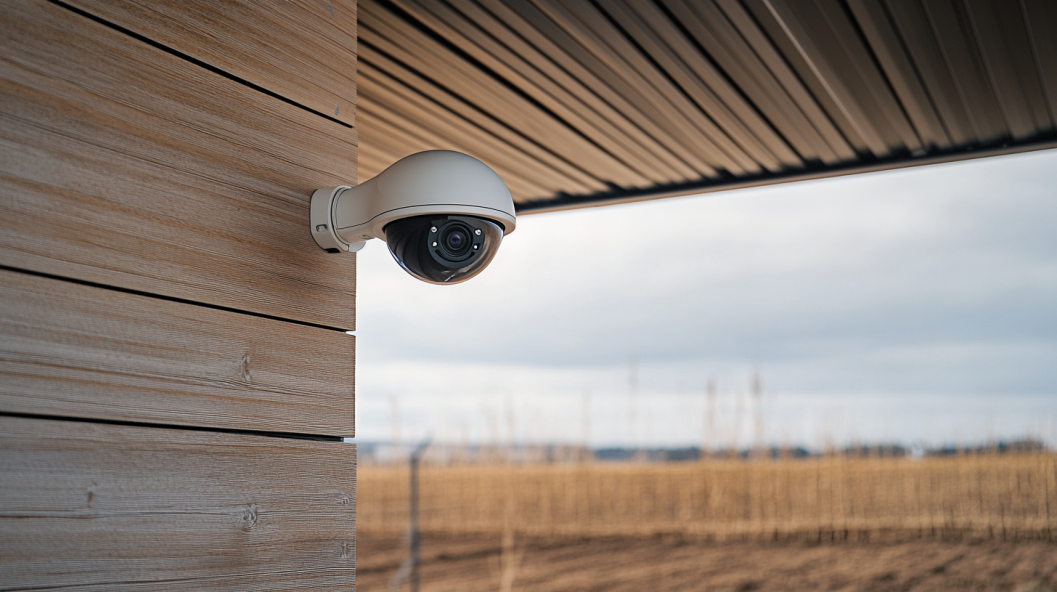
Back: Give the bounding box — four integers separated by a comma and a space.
352, 149, 1057, 450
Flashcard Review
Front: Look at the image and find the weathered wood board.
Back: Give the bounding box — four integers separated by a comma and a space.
0, 0, 360, 586
0, 268, 354, 437
0, 0, 358, 329
0, 416, 356, 590
64, 0, 358, 127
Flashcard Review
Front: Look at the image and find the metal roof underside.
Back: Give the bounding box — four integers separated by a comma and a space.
357, 0, 1057, 214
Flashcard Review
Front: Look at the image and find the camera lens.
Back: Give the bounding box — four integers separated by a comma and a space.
439, 223, 473, 259
384, 214, 504, 285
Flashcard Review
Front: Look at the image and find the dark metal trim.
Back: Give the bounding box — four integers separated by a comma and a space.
516, 136, 1057, 215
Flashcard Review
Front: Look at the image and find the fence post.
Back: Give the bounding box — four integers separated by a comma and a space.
390, 438, 431, 592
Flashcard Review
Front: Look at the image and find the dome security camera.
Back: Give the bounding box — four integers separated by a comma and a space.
310, 150, 517, 285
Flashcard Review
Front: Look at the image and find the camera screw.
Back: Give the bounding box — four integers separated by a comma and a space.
432, 242, 438, 247
474, 229, 482, 236
430, 226, 438, 233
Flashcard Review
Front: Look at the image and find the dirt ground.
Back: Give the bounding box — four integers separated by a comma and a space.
355, 532, 1057, 592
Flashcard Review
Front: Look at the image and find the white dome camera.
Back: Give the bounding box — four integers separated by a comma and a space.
310, 150, 517, 285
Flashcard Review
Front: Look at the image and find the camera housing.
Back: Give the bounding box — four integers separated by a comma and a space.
310, 150, 516, 284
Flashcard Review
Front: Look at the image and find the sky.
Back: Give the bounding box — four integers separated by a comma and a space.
352, 149, 1057, 451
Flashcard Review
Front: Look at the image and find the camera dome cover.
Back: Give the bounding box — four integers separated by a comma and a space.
384, 215, 503, 284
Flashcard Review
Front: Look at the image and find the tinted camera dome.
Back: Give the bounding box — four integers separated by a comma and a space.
384, 215, 504, 284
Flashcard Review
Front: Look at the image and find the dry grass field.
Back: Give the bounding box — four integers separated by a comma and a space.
359, 453, 1057, 541
357, 453, 1056, 590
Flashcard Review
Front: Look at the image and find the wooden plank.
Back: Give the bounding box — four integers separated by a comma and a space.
388, 0, 689, 184
64, 0, 358, 127
529, 0, 755, 175
0, 416, 356, 590
544, 0, 767, 174
0, 0, 357, 329
440, 0, 699, 182
357, 79, 564, 198
475, 0, 714, 179
0, 268, 354, 437
359, 5, 645, 188
356, 138, 411, 183
357, 102, 551, 200
473, 0, 721, 178
359, 61, 600, 194
357, 45, 611, 192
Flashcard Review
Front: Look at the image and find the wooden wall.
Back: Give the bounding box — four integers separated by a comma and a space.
0, 0, 358, 588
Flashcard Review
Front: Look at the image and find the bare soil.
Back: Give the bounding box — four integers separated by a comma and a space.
356, 532, 1057, 592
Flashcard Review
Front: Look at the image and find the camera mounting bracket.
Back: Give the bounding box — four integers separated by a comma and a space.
310, 185, 366, 253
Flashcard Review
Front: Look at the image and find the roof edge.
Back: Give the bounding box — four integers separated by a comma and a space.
516, 136, 1057, 215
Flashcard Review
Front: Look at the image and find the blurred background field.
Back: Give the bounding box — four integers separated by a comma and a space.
354, 149, 1057, 590
356, 447, 1057, 591
359, 448, 1056, 541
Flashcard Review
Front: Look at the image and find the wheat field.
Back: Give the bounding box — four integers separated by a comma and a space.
358, 453, 1056, 541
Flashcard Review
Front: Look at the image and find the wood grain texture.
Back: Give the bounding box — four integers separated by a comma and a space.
0, 269, 354, 437
360, 1, 643, 188
357, 72, 562, 198
0, 416, 356, 591
65, 0, 357, 127
392, 0, 689, 184
0, 0, 357, 329
479, 0, 724, 178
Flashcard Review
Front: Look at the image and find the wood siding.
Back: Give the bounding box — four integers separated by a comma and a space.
0, 0, 357, 329
0, 416, 356, 590
0, 0, 357, 587
0, 268, 354, 436
63, 0, 358, 127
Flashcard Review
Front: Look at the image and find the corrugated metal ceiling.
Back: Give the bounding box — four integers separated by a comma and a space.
357, 0, 1057, 213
